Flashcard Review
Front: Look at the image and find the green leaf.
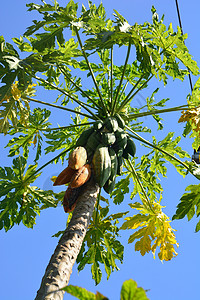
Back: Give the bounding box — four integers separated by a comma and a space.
63, 285, 95, 300
112, 176, 130, 205
91, 261, 102, 286
32, 25, 65, 52
120, 279, 149, 300
173, 184, 200, 221
77, 205, 124, 284
6, 108, 51, 161
0, 156, 58, 231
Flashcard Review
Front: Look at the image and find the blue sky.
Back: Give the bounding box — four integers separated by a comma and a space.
1, 1, 200, 300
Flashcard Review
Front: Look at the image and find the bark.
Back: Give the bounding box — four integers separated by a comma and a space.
35, 179, 100, 300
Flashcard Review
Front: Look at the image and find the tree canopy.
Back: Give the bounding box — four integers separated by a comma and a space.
1, 1, 200, 299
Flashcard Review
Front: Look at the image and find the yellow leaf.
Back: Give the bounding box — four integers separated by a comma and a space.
51, 176, 57, 183
134, 219, 155, 256
178, 108, 200, 133
120, 214, 149, 230
11, 81, 21, 100
135, 235, 151, 256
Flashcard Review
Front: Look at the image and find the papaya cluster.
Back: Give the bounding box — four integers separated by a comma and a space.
54, 115, 136, 213
53, 146, 91, 212
76, 114, 136, 195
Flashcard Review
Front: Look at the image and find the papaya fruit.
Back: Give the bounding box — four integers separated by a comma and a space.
104, 116, 118, 132
93, 120, 103, 131
92, 144, 111, 187
53, 166, 76, 186
86, 131, 102, 152
117, 152, 123, 175
76, 127, 94, 147
113, 128, 127, 152
122, 148, 129, 159
109, 148, 118, 181
115, 114, 125, 129
68, 146, 87, 170
101, 132, 116, 146
63, 186, 80, 213
126, 136, 136, 157
70, 164, 91, 188
103, 177, 116, 194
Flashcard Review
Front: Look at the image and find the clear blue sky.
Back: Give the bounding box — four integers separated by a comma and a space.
1, 1, 200, 300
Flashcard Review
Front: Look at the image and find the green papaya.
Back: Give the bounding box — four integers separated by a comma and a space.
116, 152, 123, 175
113, 128, 127, 152
86, 131, 102, 152
115, 114, 125, 129
103, 177, 116, 194
109, 148, 118, 180
76, 127, 94, 147
104, 117, 118, 132
93, 120, 103, 131
101, 132, 116, 146
126, 136, 136, 157
92, 144, 111, 187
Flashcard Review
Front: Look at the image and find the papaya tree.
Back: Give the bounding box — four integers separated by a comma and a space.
1, 1, 200, 300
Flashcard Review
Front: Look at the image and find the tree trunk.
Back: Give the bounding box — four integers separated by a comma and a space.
35, 179, 100, 300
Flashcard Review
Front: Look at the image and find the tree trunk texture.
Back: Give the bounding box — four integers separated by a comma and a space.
35, 179, 100, 300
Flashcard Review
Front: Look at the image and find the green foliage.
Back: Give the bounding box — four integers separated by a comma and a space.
6, 108, 51, 161
120, 279, 149, 300
77, 202, 128, 285
0, 156, 58, 231
1, 0, 200, 287
173, 184, 200, 232
63, 279, 149, 300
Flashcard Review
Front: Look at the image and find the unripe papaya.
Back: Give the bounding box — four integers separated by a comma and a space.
93, 120, 103, 131
92, 144, 111, 187
76, 127, 94, 147
113, 128, 127, 152
104, 117, 118, 132
86, 131, 102, 152
103, 177, 116, 194
101, 132, 116, 146
126, 136, 136, 157
109, 148, 118, 181
115, 114, 125, 129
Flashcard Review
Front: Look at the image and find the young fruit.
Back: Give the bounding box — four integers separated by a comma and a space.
68, 146, 87, 170
53, 166, 76, 186
93, 120, 103, 131
75, 127, 94, 147
70, 164, 91, 188
109, 148, 118, 181
101, 132, 116, 146
115, 114, 125, 129
126, 136, 136, 157
103, 177, 116, 194
113, 128, 127, 151
86, 131, 102, 152
104, 116, 118, 132
92, 144, 111, 187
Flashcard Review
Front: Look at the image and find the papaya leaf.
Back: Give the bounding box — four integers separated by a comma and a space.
77, 205, 124, 284
120, 279, 149, 300
63, 285, 96, 300
0, 156, 58, 231
121, 202, 179, 261
172, 184, 200, 232
112, 176, 130, 205
6, 108, 51, 161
